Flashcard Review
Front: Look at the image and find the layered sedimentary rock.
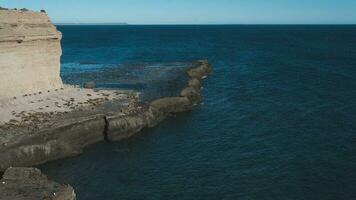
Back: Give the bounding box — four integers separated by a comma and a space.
0, 60, 212, 171
0, 8, 214, 200
0, 167, 76, 200
0, 9, 63, 99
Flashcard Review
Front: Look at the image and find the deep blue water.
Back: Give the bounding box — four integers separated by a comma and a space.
40, 25, 356, 200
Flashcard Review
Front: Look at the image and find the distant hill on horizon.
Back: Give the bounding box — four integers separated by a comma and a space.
55, 22, 128, 25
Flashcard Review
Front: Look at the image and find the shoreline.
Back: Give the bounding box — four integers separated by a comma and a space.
0, 60, 211, 199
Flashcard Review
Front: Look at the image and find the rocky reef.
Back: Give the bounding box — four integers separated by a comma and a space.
0, 60, 212, 171
105, 61, 211, 141
0, 9, 63, 99
0, 60, 211, 200
0, 8, 212, 200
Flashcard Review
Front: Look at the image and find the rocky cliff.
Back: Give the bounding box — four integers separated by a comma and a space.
0, 9, 214, 200
0, 60, 212, 171
0, 9, 63, 99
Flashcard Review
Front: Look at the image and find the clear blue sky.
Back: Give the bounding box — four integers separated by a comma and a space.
1, 0, 356, 24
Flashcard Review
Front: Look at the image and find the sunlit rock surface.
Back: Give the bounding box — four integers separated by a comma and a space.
0, 9, 63, 99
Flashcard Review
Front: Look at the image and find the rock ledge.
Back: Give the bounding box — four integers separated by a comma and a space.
0, 167, 76, 200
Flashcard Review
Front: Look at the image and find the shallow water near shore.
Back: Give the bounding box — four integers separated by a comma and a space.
40, 25, 356, 200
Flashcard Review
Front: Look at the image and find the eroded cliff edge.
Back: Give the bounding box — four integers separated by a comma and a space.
0, 60, 212, 171
0, 8, 212, 200
0, 9, 63, 99
0, 60, 212, 200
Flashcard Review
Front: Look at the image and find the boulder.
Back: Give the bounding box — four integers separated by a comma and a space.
150, 97, 193, 113
187, 60, 212, 79
187, 68, 205, 79
180, 87, 202, 104
197, 60, 212, 73
188, 78, 201, 91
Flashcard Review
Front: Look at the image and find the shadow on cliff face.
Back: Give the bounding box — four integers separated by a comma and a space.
60, 62, 191, 102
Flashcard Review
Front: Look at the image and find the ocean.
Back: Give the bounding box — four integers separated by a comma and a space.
40, 25, 356, 200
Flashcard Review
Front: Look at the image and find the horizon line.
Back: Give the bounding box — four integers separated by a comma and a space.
54, 23, 356, 26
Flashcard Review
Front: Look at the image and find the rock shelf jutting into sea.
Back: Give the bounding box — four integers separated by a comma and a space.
2, 4, 356, 200
0, 8, 212, 199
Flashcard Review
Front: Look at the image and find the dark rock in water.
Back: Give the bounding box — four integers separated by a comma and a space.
187, 60, 212, 79
84, 81, 95, 89
187, 68, 204, 79
106, 97, 193, 142
150, 97, 193, 113
0, 60, 212, 176
0, 60, 212, 199
198, 59, 212, 73
0, 167, 76, 200
180, 87, 202, 104
40, 9, 46, 13
188, 78, 201, 91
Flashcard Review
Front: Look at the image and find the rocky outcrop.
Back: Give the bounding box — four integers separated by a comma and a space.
106, 97, 193, 141
0, 60, 212, 171
0, 114, 106, 171
0, 9, 63, 99
0, 59, 211, 199
188, 78, 201, 90
0, 8, 213, 199
0, 167, 76, 200
105, 60, 211, 141
187, 60, 211, 78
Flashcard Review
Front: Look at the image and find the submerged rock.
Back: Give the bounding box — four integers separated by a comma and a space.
0, 167, 76, 200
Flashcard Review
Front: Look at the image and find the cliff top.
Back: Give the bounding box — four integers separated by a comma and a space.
0, 8, 61, 42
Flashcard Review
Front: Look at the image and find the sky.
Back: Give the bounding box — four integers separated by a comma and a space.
1, 0, 356, 24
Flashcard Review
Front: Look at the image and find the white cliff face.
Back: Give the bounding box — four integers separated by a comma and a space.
0, 10, 63, 99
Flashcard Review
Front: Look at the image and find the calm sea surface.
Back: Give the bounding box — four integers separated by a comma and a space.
40, 25, 356, 200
